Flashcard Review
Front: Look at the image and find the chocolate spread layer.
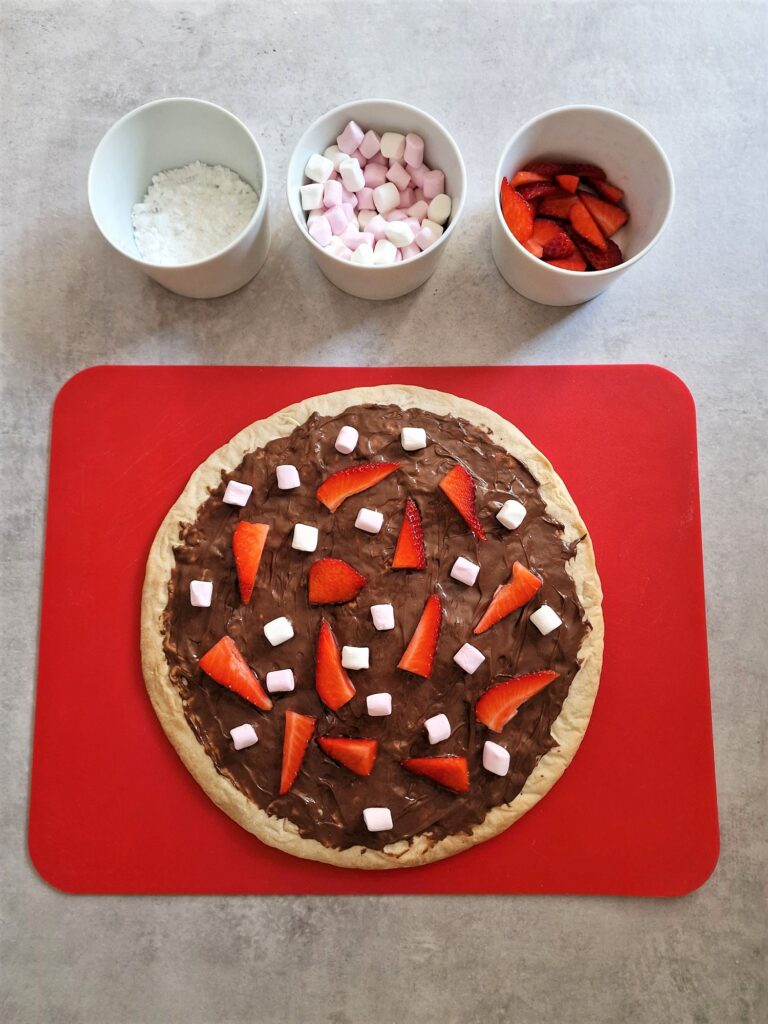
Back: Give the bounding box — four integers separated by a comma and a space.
162, 404, 589, 851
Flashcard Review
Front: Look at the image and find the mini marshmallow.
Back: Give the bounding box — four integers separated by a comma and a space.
422, 168, 445, 199
404, 132, 425, 168
190, 579, 213, 607
351, 242, 374, 266
363, 161, 388, 189
265, 668, 295, 693
323, 179, 343, 208
359, 129, 381, 159
357, 210, 376, 230
339, 157, 365, 192
427, 193, 452, 226
304, 153, 334, 184
341, 226, 374, 251
223, 480, 252, 506
340, 187, 358, 208
414, 226, 438, 251
327, 237, 353, 261
337, 119, 365, 155
355, 507, 384, 534
530, 605, 563, 636
386, 209, 408, 222
300, 182, 324, 210
371, 603, 395, 631
335, 424, 359, 454
230, 724, 258, 750
325, 205, 348, 236
373, 182, 400, 215
401, 426, 427, 451
323, 145, 346, 170
366, 214, 388, 241
264, 616, 294, 646
407, 163, 427, 188
425, 713, 451, 745
356, 186, 375, 211
413, 186, 426, 203
407, 199, 429, 221
386, 161, 411, 191
421, 218, 445, 238
380, 132, 406, 161
307, 208, 325, 226
400, 242, 420, 260
363, 807, 393, 832
395, 250, 403, 262
369, 151, 387, 165
341, 645, 370, 671
291, 523, 319, 552
483, 740, 510, 777
384, 221, 414, 247
366, 692, 392, 717
496, 499, 527, 530
276, 464, 300, 490
454, 642, 485, 675
404, 217, 421, 234
450, 556, 480, 587
309, 215, 332, 247
373, 239, 397, 265
352, 148, 368, 168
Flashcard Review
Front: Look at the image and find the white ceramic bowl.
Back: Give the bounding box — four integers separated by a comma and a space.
88, 97, 270, 299
287, 99, 466, 300
491, 105, 674, 306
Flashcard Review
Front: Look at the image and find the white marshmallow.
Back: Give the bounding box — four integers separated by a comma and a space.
264, 616, 294, 647
384, 221, 414, 247
300, 182, 324, 210
497, 499, 527, 530
304, 152, 334, 183
190, 579, 213, 607
380, 132, 406, 161
355, 507, 384, 534
276, 464, 300, 490
454, 642, 485, 674
366, 692, 392, 717
265, 668, 295, 693
291, 523, 318, 552
483, 740, 510, 777
222, 480, 252, 506
401, 426, 427, 451
421, 217, 445, 238
450, 556, 479, 587
335, 424, 359, 454
372, 181, 400, 215
425, 713, 451, 744
351, 242, 374, 266
323, 144, 346, 170
230, 724, 258, 750
339, 157, 365, 192
371, 603, 395, 631
530, 605, 563, 636
427, 193, 452, 226
373, 239, 397, 265
357, 210, 376, 230
341, 645, 370, 671
327, 236, 353, 260
363, 806, 393, 832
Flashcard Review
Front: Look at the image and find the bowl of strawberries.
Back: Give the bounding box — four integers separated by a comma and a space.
492, 105, 674, 305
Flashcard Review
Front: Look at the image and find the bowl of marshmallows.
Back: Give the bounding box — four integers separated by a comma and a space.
287, 99, 467, 300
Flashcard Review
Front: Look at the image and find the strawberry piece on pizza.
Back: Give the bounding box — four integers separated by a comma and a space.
315, 618, 356, 710
401, 756, 471, 793
474, 561, 543, 634
392, 497, 426, 569
439, 464, 487, 541
317, 737, 378, 776
316, 461, 399, 512
398, 594, 443, 678
232, 521, 269, 604
279, 710, 316, 794
308, 557, 367, 604
199, 635, 273, 711
475, 671, 559, 732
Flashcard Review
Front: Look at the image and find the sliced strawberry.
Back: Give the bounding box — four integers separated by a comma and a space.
539, 195, 578, 220
401, 756, 470, 793
542, 233, 575, 261
199, 636, 272, 711
569, 199, 607, 252
510, 170, 550, 188
500, 179, 534, 243
516, 181, 564, 203
572, 234, 623, 271
590, 178, 625, 203
392, 497, 426, 569
523, 239, 544, 259
279, 709, 316, 794
398, 594, 443, 678
474, 561, 543, 634
439, 465, 487, 541
316, 461, 399, 513
232, 521, 269, 604
531, 218, 566, 246
546, 251, 587, 272
578, 191, 629, 237
317, 736, 378, 776
475, 671, 559, 732
315, 618, 355, 710
522, 160, 566, 177
555, 173, 579, 193
562, 162, 606, 181
308, 557, 367, 604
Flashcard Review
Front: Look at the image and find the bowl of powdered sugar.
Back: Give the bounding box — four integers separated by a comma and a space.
89, 98, 270, 298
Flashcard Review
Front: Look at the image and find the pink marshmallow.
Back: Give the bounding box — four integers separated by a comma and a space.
406, 200, 429, 222
356, 186, 375, 211
369, 151, 387, 165
407, 163, 427, 188
323, 179, 343, 208
413, 187, 425, 203
366, 214, 388, 241
358, 130, 381, 159
340, 202, 355, 223
395, 249, 403, 262
363, 162, 388, 189
404, 217, 420, 234
386, 209, 408, 221
337, 119, 365, 155
328, 169, 340, 181
325, 205, 348, 235
404, 133, 425, 168
386, 161, 411, 191
340, 187, 358, 208
400, 242, 420, 259
398, 187, 416, 209
309, 215, 332, 246
422, 169, 445, 200
341, 226, 374, 251
414, 225, 438, 250
352, 148, 368, 169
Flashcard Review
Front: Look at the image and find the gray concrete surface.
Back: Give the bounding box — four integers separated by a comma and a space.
2, 2, 766, 1022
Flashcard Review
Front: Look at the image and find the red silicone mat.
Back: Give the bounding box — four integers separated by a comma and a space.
29, 365, 718, 895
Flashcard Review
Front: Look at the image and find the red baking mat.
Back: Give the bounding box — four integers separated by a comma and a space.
28, 365, 718, 895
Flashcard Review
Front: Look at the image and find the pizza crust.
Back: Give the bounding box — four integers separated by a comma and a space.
141, 385, 604, 869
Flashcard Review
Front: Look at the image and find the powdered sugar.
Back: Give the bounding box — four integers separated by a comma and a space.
132, 161, 259, 265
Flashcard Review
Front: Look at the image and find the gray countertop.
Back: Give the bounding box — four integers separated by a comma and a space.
2, 2, 766, 1022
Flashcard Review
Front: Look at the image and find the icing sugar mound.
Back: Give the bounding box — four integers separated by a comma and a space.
131, 161, 259, 265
